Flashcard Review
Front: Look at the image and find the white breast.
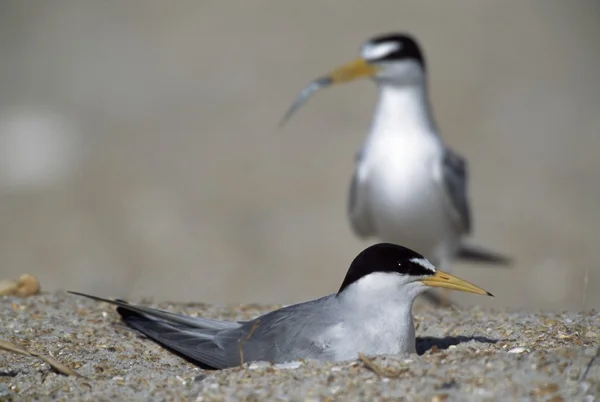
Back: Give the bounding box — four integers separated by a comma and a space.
363, 135, 450, 256
357, 82, 459, 261
320, 273, 421, 361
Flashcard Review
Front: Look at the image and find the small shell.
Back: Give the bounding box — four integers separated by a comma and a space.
273, 361, 303, 370
0, 274, 41, 297
0, 280, 19, 296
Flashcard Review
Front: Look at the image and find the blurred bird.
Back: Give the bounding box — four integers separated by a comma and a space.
70, 243, 492, 369
281, 33, 510, 306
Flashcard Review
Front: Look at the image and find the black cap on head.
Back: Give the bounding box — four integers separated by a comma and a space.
361, 33, 425, 68
337, 243, 435, 294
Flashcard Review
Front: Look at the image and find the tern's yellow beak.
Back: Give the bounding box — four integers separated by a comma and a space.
280, 58, 379, 127
419, 270, 493, 296
327, 58, 379, 84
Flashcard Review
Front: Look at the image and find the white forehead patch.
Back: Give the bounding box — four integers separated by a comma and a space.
361, 41, 401, 61
409, 258, 436, 273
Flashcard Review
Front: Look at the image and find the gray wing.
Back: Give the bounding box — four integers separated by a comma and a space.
70, 292, 338, 369
435, 148, 472, 234
348, 150, 375, 238
117, 307, 234, 369
214, 295, 338, 366
69, 291, 241, 369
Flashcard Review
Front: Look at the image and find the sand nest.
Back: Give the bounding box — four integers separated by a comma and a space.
0, 292, 598, 401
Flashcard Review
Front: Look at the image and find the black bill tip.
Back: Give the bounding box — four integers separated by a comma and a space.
279, 76, 333, 128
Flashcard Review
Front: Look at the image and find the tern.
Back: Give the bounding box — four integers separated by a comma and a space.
69, 243, 492, 369
281, 33, 510, 304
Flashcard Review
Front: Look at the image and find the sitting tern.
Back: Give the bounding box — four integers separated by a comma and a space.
281, 33, 510, 304
70, 243, 492, 369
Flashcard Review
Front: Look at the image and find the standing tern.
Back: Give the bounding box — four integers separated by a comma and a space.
281, 33, 510, 304
70, 243, 492, 369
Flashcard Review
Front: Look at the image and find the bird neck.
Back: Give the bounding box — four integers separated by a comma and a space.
338, 273, 418, 327
335, 273, 420, 356
369, 81, 438, 140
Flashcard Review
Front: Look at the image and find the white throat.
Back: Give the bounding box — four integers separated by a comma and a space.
369, 81, 438, 141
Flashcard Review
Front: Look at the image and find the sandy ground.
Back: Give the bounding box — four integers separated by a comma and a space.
1, 292, 598, 401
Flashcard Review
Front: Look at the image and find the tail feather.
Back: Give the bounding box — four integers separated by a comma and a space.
68, 291, 234, 369
457, 244, 512, 266
115, 307, 223, 370
68, 291, 239, 330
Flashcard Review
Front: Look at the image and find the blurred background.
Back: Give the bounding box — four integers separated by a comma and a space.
0, 1, 599, 310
